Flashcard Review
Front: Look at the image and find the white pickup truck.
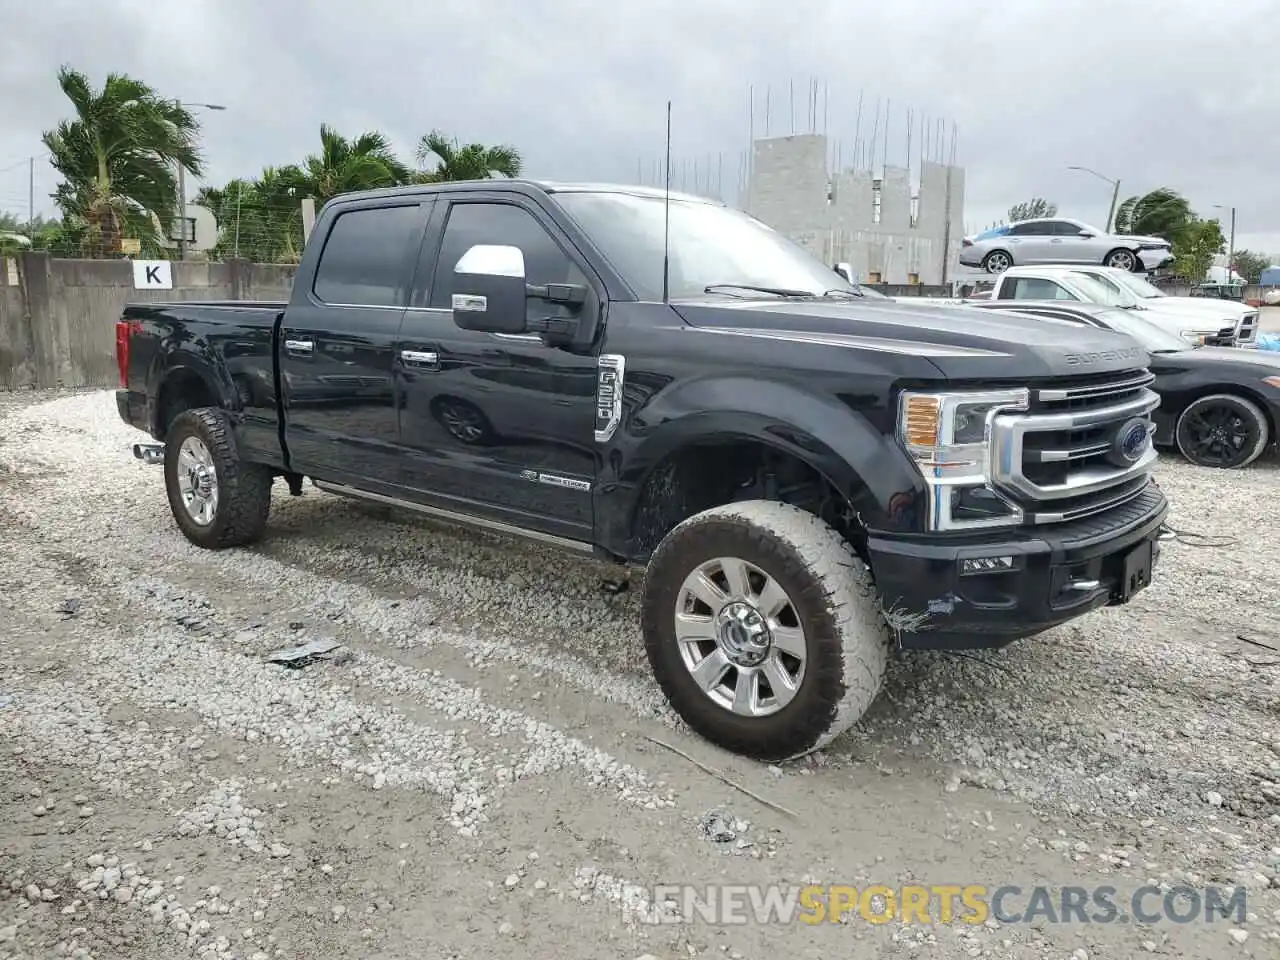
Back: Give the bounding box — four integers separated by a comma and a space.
983, 265, 1257, 347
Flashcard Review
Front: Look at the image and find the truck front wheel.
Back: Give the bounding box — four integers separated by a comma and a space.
163, 407, 274, 549
641, 501, 890, 761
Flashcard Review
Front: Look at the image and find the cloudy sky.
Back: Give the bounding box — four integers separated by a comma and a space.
3, 0, 1279, 255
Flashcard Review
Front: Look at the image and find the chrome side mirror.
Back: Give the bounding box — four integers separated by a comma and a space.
451, 244, 528, 334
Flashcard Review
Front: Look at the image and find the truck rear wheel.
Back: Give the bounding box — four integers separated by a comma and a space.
163, 407, 273, 549
641, 501, 890, 761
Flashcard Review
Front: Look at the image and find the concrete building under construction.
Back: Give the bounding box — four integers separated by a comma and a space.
743, 133, 965, 286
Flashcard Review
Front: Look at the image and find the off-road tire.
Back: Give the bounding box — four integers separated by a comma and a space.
1174, 393, 1270, 469
164, 407, 273, 548
641, 501, 891, 762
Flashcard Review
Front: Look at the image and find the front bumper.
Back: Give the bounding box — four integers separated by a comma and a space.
867, 484, 1167, 650
1138, 249, 1175, 272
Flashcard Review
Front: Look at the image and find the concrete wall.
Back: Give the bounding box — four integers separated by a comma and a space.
0, 254, 297, 390
744, 135, 966, 285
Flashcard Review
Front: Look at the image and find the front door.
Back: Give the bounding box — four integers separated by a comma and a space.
1008, 221, 1055, 263
394, 195, 601, 541
279, 199, 428, 486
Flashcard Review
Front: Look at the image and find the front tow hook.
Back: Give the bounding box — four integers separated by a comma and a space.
133, 442, 164, 465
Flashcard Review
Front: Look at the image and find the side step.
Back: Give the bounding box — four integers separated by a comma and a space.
312, 479, 598, 557
133, 443, 164, 465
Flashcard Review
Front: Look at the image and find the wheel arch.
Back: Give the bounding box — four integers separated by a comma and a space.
1103, 245, 1143, 271
604, 384, 926, 562
1172, 385, 1275, 441
153, 362, 227, 439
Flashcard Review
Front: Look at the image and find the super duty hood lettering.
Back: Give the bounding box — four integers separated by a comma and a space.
1064, 347, 1144, 365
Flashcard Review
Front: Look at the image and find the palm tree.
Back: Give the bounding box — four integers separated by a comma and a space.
1112, 188, 1193, 242
41, 65, 202, 257
196, 166, 308, 262
297, 125, 412, 203
413, 130, 522, 182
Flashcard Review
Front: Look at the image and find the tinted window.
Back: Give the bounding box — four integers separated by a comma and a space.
313, 205, 421, 306
430, 202, 586, 310
1001, 277, 1076, 300
1049, 221, 1084, 236
1008, 222, 1049, 236
553, 191, 872, 300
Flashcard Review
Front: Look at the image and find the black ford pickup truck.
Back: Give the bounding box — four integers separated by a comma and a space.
116, 180, 1168, 761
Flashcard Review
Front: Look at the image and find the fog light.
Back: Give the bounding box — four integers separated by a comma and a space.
961, 556, 1016, 575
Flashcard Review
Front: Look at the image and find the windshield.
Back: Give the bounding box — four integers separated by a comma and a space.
1107, 271, 1165, 299
1092, 309, 1190, 352
552, 191, 884, 300
1064, 271, 1141, 309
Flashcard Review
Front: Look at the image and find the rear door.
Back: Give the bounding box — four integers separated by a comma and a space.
279, 197, 430, 485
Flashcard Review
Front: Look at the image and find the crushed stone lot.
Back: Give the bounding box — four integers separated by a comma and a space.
1, 389, 1278, 960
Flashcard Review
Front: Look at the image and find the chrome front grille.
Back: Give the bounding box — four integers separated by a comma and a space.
1238, 311, 1259, 344
990, 370, 1159, 525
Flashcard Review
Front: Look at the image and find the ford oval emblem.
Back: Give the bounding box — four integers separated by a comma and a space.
1109, 418, 1151, 466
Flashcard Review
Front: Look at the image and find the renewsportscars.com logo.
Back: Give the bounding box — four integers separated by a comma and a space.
620, 883, 1249, 926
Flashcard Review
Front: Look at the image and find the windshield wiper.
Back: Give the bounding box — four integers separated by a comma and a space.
821, 288, 865, 299
704, 283, 814, 298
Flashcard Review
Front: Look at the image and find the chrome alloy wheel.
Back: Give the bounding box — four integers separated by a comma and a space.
674, 556, 807, 717
176, 436, 219, 526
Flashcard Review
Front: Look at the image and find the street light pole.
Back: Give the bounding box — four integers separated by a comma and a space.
177, 163, 187, 261
1067, 165, 1121, 232
1214, 204, 1237, 283
174, 101, 225, 261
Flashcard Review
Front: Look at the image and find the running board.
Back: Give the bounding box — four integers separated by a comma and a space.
311, 480, 597, 556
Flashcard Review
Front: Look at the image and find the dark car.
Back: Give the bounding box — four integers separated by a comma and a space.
113, 180, 1169, 762
968, 299, 1280, 468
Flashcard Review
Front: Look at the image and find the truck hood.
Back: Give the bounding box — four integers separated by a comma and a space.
1139, 297, 1251, 319
1127, 303, 1240, 333
1165, 345, 1280, 372
671, 297, 1151, 380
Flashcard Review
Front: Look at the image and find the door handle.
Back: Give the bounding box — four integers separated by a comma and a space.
401, 349, 439, 369
1050, 238, 1063, 243
284, 339, 314, 357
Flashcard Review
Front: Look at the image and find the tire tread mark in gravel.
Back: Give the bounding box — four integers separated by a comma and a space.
642, 501, 890, 762
164, 407, 273, 548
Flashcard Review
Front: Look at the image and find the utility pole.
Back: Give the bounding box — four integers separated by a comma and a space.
177, 162, 188, 261
941, 164, 953, 286
27, 156, 34, 237
1227, 207, 1236, 283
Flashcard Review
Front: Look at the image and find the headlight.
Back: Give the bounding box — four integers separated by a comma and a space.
897, 389, 1029, 531
1180, 330, 1212, 344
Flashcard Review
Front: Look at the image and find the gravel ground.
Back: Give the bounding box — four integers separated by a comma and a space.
1, 389, 1277, 960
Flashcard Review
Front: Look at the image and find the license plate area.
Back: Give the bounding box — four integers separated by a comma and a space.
1116, 539, 1154, 602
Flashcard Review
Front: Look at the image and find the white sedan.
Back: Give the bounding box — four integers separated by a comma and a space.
959, 217, 1175, 274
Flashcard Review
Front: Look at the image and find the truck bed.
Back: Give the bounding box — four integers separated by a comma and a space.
119, 300, 287, 469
